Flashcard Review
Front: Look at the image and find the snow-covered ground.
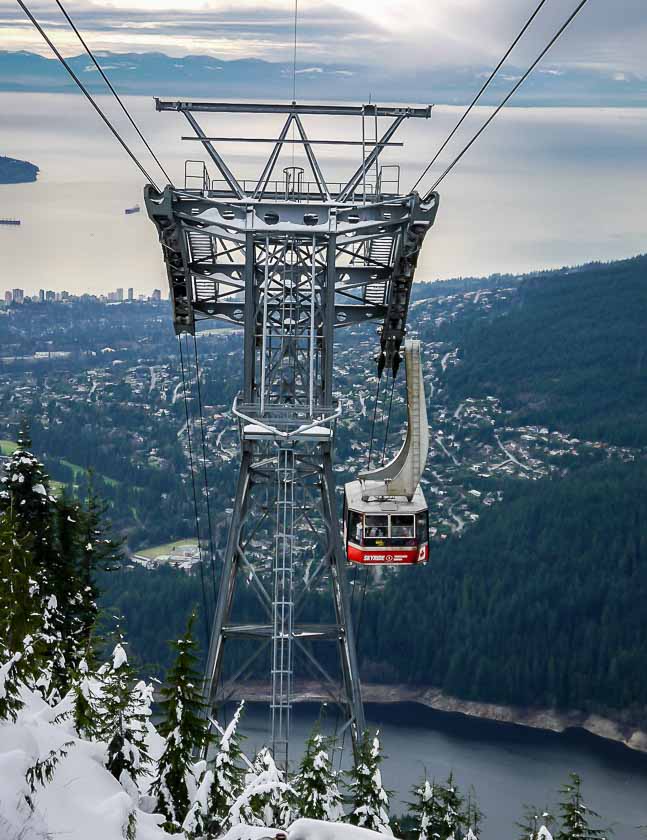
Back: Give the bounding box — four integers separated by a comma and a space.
0, 686, 169, 840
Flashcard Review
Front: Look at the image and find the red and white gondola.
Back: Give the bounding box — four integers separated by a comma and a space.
343, 338, 430, 567
344, 481, 429, 565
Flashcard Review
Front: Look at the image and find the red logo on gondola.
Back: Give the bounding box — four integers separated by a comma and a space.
385, 554, 393, 562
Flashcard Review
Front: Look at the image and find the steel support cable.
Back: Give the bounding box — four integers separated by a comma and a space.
16, 0, 160, 191
292, 0, 299, 102
54, 0, 174, 186
291, 0, 299, 168
191, 335, 219, 605
178, 336, 211, 648
411, 0, 551, 194
424, 0, 591, 197
339, 561, 370, 771
340, 375, 384, 767
338, 376, 382, 769
366, 376, 382, 470
380, 373, 396, 466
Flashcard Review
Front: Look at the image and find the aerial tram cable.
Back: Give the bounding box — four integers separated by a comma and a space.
191, 334, 220, 604
339, 369, 393, 767
178, 336, 212, 647
380, 372, 397, 466
16, 0, 161, 192
411, 0, 551, 194
422, 0, 591, 197
365, 375, 382, 470
290, 0, 299, 169
348, 369, 387, 652
292, 0, 299, 103
53, 0, 174, 187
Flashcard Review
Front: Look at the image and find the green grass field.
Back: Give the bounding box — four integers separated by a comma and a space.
60, 459, 120, 487
0, 439, 18, 455
135, 539, 198, 559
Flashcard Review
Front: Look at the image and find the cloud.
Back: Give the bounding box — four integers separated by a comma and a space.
1, 0, 646, 79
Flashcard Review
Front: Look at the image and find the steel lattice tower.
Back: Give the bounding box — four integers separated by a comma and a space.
145, 100, 439, 768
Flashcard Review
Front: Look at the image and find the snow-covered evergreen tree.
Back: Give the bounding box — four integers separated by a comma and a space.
436, 772, 465, 840
517, 806, 554, 840
71, 653, 97, 738
347, 731, 392, 835
76, 479, 123, 643
555, 774, 607, 840
50, 493, 88, 687
293, 728, 343, 821
94, 635, 153, 793
199, 700, 247, 834
149, 613, 209, 831
183, 765, 213, 838
68, 634, 108, 741
464, 787, 483, 840
410, 777, 443, 840
0, 429, 79, 700
1, 511, 37, 648
32, 590, 68, 703
0, 509, 68, 711
230, 747, 294, 828
0, 425, 56, 565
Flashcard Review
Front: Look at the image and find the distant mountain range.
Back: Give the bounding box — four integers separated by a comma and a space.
1, 50, 646, 106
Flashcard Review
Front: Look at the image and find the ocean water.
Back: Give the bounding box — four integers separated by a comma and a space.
1, 93, 646, 295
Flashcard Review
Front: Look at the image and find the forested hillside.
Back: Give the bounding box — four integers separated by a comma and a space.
4, 255, 646, 723
93, 254, 647, 725
361, 459, 647, 719
374, 257, 647, 719
435, 256, 647, 446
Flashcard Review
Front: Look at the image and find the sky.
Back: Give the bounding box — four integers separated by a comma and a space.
1, 0, 646, 296
1, 0, 646, 80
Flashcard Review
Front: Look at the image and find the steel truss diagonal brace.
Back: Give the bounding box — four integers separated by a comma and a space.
183, 111, 245, 199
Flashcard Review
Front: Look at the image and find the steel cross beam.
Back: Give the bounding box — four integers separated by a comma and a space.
144, 100, 439, 770
156, 99, 432, 118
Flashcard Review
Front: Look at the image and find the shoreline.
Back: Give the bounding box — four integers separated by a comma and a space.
224, 680, 647, 754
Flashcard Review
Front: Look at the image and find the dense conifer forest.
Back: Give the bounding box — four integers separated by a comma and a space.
435, 256, 647, 447
3, 256, 646, 718
95, 256, 647, 725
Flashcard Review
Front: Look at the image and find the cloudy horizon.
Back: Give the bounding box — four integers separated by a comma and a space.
1, 0, 646, 80
1, 0, 646, 296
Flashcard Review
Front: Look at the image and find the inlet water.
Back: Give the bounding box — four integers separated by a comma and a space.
233, 702, 647, 840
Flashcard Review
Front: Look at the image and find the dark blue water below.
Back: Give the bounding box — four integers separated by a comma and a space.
233, 702, 647, 840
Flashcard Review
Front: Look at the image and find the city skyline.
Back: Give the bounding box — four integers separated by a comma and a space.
1, 285, 163, 304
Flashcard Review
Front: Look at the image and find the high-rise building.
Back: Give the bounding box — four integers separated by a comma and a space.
61, 290, 69, 300
151, 289, 161, 302
4, 290, 12, 304
127, 287, 134, 301
45, 290, 55, 302
12, 289, 24, 304
39, 289, 45, 302
116, 287, 124, 302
